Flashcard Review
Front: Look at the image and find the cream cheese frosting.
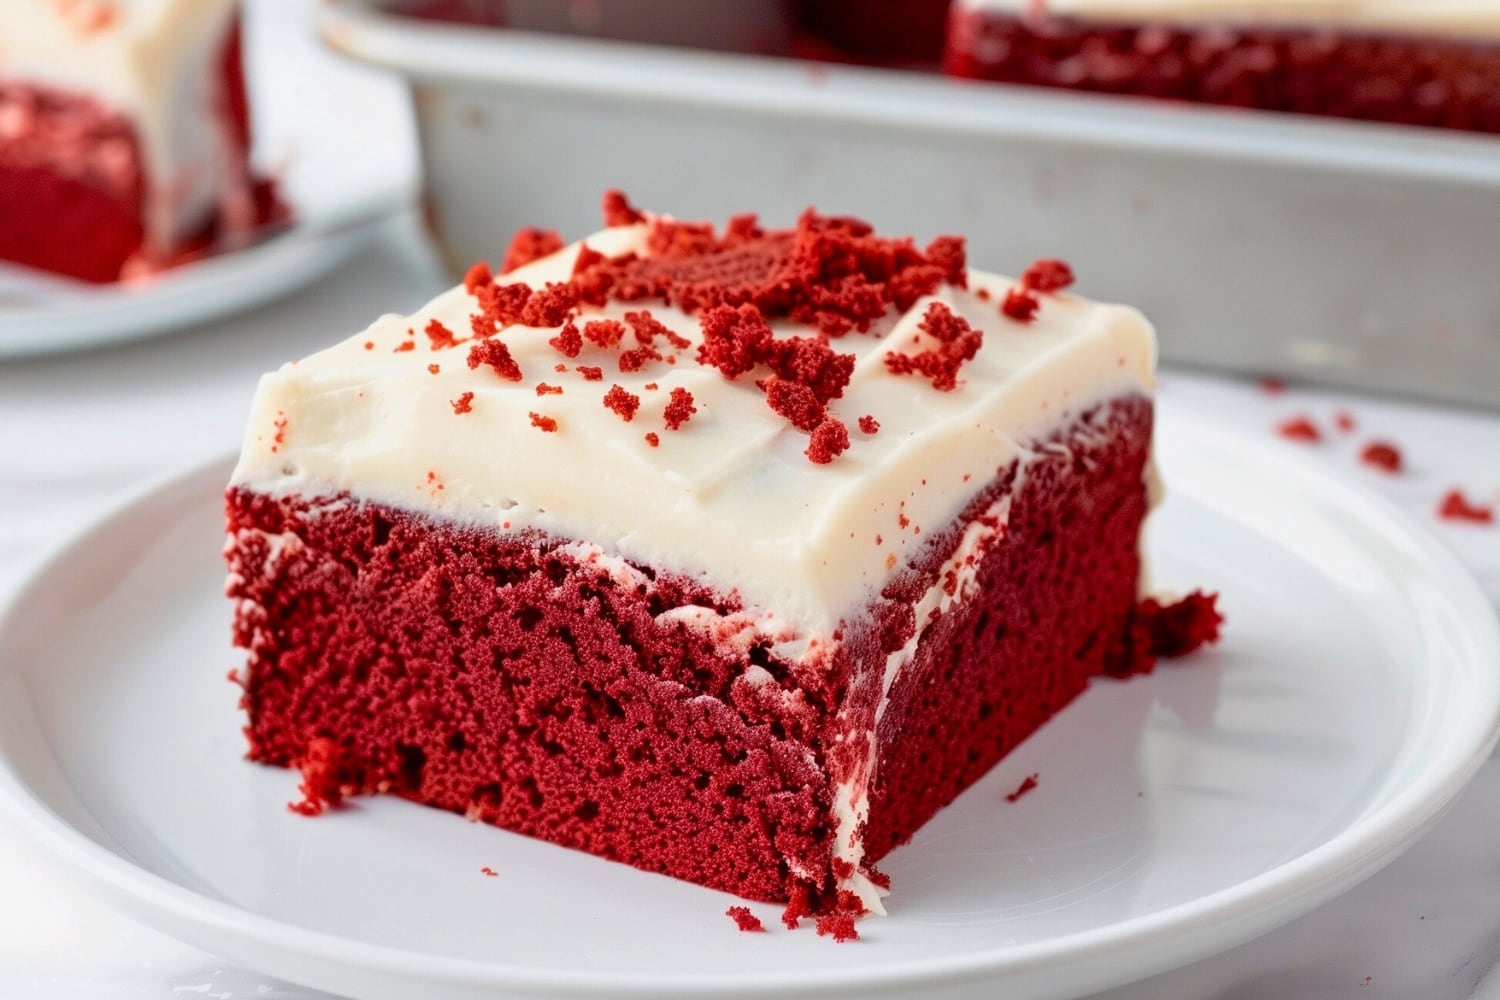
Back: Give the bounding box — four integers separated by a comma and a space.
231, 221, 1155, 635
0, 0, 242, 249
960, 0, 1500, 36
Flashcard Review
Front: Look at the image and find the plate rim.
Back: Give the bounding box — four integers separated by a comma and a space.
0, 419, 1497, 998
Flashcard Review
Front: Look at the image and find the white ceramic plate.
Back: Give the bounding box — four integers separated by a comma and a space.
0, 414, 1496, 1000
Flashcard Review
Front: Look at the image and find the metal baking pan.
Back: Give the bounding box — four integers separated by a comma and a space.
320, 0, 1500, 408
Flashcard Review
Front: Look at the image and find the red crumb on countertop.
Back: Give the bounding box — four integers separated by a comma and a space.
1438, 489, 1494, 524
859, 415, 880, 434
499, 228, 564, 274
1135, 591, 1224, 664
815, 913, 860, 942
1005, 773, 1039, 802
1276, 416, 1321, 442
726, 906, 765, 932
663, 387, 696, 429
1359, 441, 1402, 474
451, 392, 474, 414
480, 866, 499, 877
528, 412, 558, 432
467, 338, 523, 381
603, 384, 640, 422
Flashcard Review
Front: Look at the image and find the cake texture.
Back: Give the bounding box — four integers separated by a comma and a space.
946, 0, 1500, 135
0, 0, 280, 283
225, 193, 1219, 929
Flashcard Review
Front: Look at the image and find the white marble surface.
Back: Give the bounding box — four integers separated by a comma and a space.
2, 3, 1500, 997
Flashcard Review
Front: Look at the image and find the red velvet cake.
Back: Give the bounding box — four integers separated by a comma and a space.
0, 0, 277, 284
225, 193, 1218, 929
946, 1, 1500, 135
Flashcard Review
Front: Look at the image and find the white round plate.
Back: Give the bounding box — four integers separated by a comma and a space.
0, 0, 416, 360
0, 414, 1496, 1000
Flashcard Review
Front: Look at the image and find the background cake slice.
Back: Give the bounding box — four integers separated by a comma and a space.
224, 194, 1215, 929
0, 0, 277, 283
946, 0, 1500, 135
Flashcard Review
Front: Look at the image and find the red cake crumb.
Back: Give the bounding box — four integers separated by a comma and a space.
698, 303, 775, 380
1334, 410, 1357, 433
535, 383, 563, 396
425, 319, 460, 350
726, 906, 765, 932
549, 320, 583, 358
270, 414, 287, 453
1259, 377, 1287, 395
626, 309, 692, 350
287, 737, 344, 816
577, 365, 604, 381
472, 281, 532, 333
394, 340, 415, 353
603, 385, 641, 422
1136, 591, 1224, 662
763, 377, 826, 431
463, 261, 493, 293
571, 242, 607, 278
644, 382, 659, 391
884, 302, 983, 391
520, 283, 579, 328
363, 342, 374, 351
858, 415, 880, 435
499, 228, 564, 274
663, 387, 697, 429
1360, 441, 1402, 474
807, 416, 850, 464
602, 189, 646, 227
618, 345, 662, 372
1001, 287, 1041, 323
645, 432, 660, 447
584, 319, 626, 348
529, 412, 559, 432
1276, 416, 1322, 443
428, 364, 440, 375
1021, 259, 1075, 293
1005, 773, 1039, 802
1438, 489, 1494, 524
815, 913, 860, 942
481, 866, 499, 877
451, 392, 474, 414
780, 893, 813, 930
467, 339, 523, 381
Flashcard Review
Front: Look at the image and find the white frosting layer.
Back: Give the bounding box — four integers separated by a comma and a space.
0, 0, 241, 250
231, 223, 1154, 635
960, 0, 1500, 36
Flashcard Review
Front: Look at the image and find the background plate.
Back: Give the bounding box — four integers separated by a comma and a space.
0, 412, 1496, 1000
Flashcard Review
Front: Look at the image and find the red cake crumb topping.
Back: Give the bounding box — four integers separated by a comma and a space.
1021, 259, 1075, 293
584, 319, 626, 348
1438, 489, 1494, 524
644, 432, 660, 447
1335, 410, 1357, 433
603, 384, 641, 422
763, 377, 826, 431
499, 228, 564, 274
602, 188, 646, 227
451, 392, 474, 414
698, 303, 774, 380
807, 416, 850, 464
363, 341, 374, 351
287, 737, 344, 816
1136, 591, 1225, 661
577, 365, 604, 381
428, 364, 440, 375
463, 261, 492, 293
1276, 416, 1322, 443
425, 318, 460, 349
521, 283, 580, 328
858, 415, 880, 435
626, 309, 692, 350
549, 320, 583, 358
529, 412, 559, 432
884, 302, 983, 391
726, 906, 765, 932
815, 913, 860, 943
481, 866, 499, 877
270, 413, 287, 453
1360, 441, 1402, 474
394, 340, 415, 353
663, 387, 697, 429
468, 339, 523, 381
1005, 773, 1039, 802
1001, 287, 1040, 323
535, 383, 563, 396
644, 382, 659, 391
780, 893, 813, 930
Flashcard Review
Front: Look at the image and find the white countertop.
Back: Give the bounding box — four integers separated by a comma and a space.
2, 3, 1500, 997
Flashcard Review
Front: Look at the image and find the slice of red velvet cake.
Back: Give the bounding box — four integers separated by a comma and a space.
946, 0, 1500, 135
0, 0, 279, 283
225, 193, 1217, 929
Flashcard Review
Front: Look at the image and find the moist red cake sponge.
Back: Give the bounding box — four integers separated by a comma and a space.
225, 193, 1218, 924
